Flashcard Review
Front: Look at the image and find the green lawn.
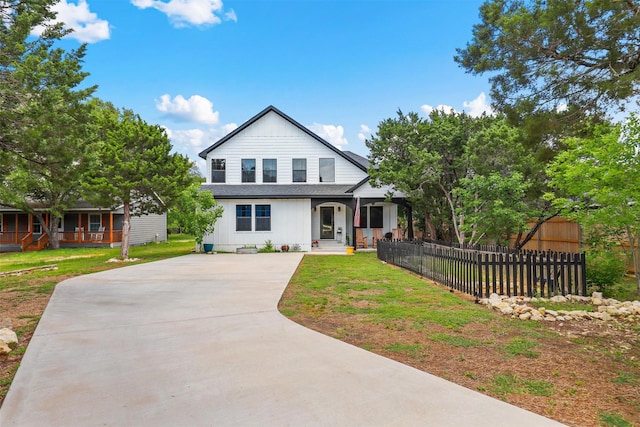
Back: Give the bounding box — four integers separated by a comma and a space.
0, 235, 196, 292
280, 253, 639, 427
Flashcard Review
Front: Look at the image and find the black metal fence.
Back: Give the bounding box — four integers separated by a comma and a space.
377, 240, 587, 298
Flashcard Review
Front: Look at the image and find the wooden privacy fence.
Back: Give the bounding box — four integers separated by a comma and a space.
377, 240, 587, 298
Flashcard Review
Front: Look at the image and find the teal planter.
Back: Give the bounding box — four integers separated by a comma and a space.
203, 243, 214, 253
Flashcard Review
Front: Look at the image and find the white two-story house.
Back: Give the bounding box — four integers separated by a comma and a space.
198, 105, 407, 252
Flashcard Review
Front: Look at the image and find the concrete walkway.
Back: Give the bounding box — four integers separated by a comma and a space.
0, 254, 564, 426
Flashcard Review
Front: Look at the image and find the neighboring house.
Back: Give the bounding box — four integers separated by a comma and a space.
0, 201, 167, 252
198, 105, 408, 252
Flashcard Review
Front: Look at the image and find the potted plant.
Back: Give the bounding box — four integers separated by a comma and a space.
345, 235, 354, 254
281, 244, 290, 252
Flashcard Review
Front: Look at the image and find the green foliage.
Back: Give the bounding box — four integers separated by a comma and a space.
367, 110, 539, 245
488, 373, 555, 397
546, 116, 640, 292
84, 100, 193, 259
455, 0, 640, 118
585, 248, 626, 297
598, 411, 633, 427
502, 338, 540, 358
0, 0, 97, 248
429, 333, 480, 348
258, 240, 275, 253
169, 183, 223, 248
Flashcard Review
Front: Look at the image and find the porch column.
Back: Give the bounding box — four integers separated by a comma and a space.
109, 213, 113, 243
77, 213, 81, 243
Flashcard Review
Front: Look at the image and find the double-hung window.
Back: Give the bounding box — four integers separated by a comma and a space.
242, 159, 256, 183
89, 214, 102, 232
292, 158, 307, 182
255, 205, 271, 231
236, 205, 252, 231
263, 159, 277, 183
211, 159, 226, 183
319, 158, 335, 182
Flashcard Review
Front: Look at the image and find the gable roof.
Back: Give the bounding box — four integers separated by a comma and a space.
197, 105, 367, 173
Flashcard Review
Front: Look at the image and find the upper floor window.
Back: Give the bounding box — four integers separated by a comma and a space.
211, 159, 226, 183
242, 159, 256, 183
236, 205, 252, 231
292, 158, 307, 182
319, 158, 335, 182
255, 205, 271, 231
263, 159, 277, 183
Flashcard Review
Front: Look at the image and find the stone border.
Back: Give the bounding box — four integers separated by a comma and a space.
479, 292, 640, 322
0, 264, 58, 278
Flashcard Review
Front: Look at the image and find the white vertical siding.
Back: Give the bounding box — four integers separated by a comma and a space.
129, 213, 167, 246
205, 111, 368, 185
205, 199, 312, 252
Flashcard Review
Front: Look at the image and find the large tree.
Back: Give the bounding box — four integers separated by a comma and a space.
169, 183, 223, 251
0, 0, 96, 248
367, 110, 539, 245
455, 0, 640, 117
546, 116, 640, 293
85, 101, 192, 259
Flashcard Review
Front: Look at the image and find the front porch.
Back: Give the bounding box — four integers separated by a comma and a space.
311, 197, 408, 250
0, 211, 124, 252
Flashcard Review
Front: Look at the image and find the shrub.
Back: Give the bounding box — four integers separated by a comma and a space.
585, 248, 626, 297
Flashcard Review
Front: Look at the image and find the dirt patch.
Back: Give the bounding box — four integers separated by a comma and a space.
280, 284, 640, 427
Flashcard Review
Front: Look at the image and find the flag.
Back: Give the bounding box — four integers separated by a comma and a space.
354, 197, 361, 228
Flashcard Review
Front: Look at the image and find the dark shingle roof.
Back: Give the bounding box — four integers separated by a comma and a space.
201, 184, 356, 199
342, 151, 369, 169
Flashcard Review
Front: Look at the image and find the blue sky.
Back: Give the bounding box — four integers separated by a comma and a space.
45, 0, 493, 172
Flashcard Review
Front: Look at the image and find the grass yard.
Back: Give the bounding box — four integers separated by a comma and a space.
279, 253, 640, 427
0, 235, 196, 404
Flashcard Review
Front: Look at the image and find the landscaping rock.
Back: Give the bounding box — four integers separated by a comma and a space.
0, 328, 18, 349
477, 293, 640, 323
0, 341, 12, 355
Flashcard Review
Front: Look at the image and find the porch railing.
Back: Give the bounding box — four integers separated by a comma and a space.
59, 230, 123, 244
0, 231, 30, 244
20, 232, 33, 251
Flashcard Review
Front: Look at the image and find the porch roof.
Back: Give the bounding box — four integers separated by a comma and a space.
201, 184, 356, 199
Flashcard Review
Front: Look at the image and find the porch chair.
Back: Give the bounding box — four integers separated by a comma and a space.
372, 228, 384, 248
355, 228, 368, 248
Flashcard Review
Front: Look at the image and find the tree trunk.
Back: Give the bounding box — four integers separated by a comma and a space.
120, 201, 131, 260
627, 228, 640, 294
35, 212, 59, 249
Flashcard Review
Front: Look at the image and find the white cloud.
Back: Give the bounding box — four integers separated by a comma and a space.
556, 102, 568, 112
421, 104, 456, 115
309, 123, 348, 149
32, 0, 110, 43
165, 122, 237, 173
156, 94, 220, 124
463, 92, 494, 117
131, 0, 236, 27
357, 124, 371, 142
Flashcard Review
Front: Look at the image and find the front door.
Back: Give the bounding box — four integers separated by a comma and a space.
320, 207, 334, 239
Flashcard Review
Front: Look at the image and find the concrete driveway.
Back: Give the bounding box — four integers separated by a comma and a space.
0, 254, 564, 426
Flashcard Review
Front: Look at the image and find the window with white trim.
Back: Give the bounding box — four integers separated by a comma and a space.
319, 158, 335, 182
255, 205, 271, 231
89, 214, 102, 232
242, 159, 256, 183
236, 205, 252, 231
263, 159, 277, 183
211, 159, 226, 183
292, 158, 306, 182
